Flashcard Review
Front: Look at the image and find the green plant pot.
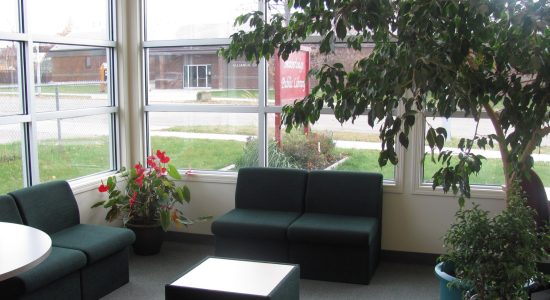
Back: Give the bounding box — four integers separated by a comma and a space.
126, 223, 166, 256
435, 262, 467, 300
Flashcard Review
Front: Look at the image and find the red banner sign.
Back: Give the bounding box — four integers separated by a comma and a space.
274, 50, 310, 106
274, 49, 310, 144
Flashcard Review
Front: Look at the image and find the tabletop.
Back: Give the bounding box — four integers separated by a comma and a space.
0, 222, 52, 281
170, 257, 296, 296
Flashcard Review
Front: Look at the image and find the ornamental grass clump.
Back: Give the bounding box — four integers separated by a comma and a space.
93, 150, 207, 231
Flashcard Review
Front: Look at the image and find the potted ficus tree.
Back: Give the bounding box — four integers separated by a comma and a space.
220, 0, 550, 298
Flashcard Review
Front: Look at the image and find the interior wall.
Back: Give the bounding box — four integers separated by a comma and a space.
74, 177, 506, 255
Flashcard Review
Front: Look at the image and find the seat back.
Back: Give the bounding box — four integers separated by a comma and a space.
235, 167, 308, 212
0, 194, 23, 224
305, 170, 383, 218
9, 181, 79, 234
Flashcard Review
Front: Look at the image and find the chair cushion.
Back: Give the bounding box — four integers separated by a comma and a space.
0, 246, 86, 296
305, 171, 383, 217
211, 209, 302, 240
52, 224, 135, 264
287, 213, 379, 245
0, 194, 23, 224
235, 168, 308, 212
9, 181, 80, 234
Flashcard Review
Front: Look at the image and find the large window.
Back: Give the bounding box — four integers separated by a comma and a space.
0, 0, 118, 193
143, 1, 396, 182
422, 115, 550, 190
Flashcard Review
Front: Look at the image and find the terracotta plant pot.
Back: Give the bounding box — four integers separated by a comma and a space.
126, 223, 166, 256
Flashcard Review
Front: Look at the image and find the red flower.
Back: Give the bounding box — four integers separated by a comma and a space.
134, 163, 145, 176
98, 182, 110, 193
156, 150, 170, 163
157, 167, 167, 177
135, 173, 145, 186
147, 156, 157, 168
129, 192, 137, 207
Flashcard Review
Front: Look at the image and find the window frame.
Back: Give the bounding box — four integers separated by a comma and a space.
0, 0, 120, 190
140, 0, 402, 192
413, 111, 505, 199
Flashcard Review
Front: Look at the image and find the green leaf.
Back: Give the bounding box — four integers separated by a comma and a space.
426, 128, 436, 149
167, 164, 181, 180
160, 210, 170, 231
336, 18, 347, 40
435, 135, 445, 151
399, 132, 409, 148
105, 207, 119, 222
458, 196, 465, 208
91, 201, 105, 208
182, 185, 191, 203
435, 127, 447, 139
175, 188, 184, 203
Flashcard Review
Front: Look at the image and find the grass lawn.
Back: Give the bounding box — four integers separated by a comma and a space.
37, 84, 104, 94
0, 137, 111, 194
0, 135, 547, 194
423, 155, 550, 186
151, 137, 244, 170
335, 148, 395, 180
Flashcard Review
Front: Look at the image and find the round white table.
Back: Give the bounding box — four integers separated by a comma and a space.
0, 222, 52, 281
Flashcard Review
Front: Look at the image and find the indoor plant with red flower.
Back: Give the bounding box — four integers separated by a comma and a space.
93, 150, 207, 255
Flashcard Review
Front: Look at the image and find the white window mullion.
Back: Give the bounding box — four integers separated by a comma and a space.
258, 57, 267, 167
20, 0, 40, 185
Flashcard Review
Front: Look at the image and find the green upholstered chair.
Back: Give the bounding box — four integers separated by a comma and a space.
9, 181, 136, 300
211, 168, 308, 262
0, 194, 86, 300
287, 171, 383, 284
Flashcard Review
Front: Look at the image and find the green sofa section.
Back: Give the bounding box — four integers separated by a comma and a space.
212, 168, 308, 262
0, 181, 135, 300
288, 171, 383, 284
211, 168, 383, 284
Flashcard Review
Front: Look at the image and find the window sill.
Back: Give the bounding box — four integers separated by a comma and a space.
68, 169, 402, 194
413, 183, 506, 200
68, 171, 120, 195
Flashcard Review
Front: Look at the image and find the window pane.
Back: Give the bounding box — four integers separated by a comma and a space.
423, 117, 502, 185
146, 0, 257, 40
148, 112, 257, 171
0, 41, 21, 116
147, 47, 258, 105
267, 45, 374, 106
0, 124, 24, 193
37, 114, 112, 182
265, 114, 395, 180
423, 117, 550, 189
0, 0, 19, 33
28, 0, 109, 40
533, 136, 549, 189
34, 43, 110, 112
